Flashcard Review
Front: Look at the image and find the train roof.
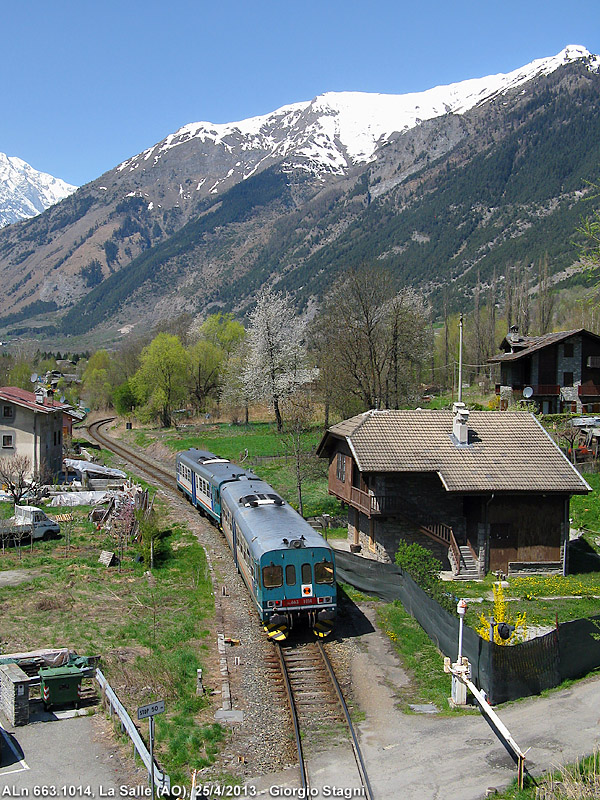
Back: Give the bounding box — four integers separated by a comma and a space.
221, 478, 333, 560
177, 448, 258, 485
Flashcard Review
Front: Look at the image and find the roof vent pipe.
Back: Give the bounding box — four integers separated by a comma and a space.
452, 402, 470, 445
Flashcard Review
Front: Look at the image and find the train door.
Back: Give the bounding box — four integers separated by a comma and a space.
212, 486, 221, 519
232, 519, 238, 568
301, 562, 313, 598
191, 470, 197, 505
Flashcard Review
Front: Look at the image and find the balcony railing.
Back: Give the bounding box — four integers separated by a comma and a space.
495, 384, 560, 396
579, 384, 600, 396
347, 487, 464, 575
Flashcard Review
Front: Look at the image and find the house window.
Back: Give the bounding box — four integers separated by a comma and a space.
336, 453, 346, 483
564, 343, 574, 358
564, 372, 574, 387
2, 405, 13, 419
2, 434, 14, 449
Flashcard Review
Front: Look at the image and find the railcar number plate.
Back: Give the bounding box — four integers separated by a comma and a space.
281, 597, 316, 607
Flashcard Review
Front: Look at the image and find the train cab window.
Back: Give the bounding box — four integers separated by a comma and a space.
285, 565, 296, 585
263, 564, 283, 588
301, 563, 312, 584
315, 561, 334, 584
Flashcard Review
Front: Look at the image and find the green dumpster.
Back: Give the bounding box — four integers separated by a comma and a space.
39, 665, 83, 709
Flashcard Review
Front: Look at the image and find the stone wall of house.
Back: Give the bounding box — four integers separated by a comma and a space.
348, 472, 459, 566
376, 472, 467, 538
558, 335, 582, 411
0, 663, 30, 725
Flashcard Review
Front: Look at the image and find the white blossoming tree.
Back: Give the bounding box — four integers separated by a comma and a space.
242, 287, 315, 432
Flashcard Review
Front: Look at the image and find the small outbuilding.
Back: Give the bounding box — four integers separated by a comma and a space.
317, 405, 590, 577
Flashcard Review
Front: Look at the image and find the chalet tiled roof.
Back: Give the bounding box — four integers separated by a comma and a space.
0, 386, 62, 414
320, 409, 589, 494
489, 328, 599, 363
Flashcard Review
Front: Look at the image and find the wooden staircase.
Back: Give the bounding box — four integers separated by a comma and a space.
450, 544, 480, 580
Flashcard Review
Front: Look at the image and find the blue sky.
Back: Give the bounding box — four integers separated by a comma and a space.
3, 0, 600, 186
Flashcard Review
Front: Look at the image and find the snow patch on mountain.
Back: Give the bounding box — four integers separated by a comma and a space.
117, 45, 598, 185
0, 153, 77, 227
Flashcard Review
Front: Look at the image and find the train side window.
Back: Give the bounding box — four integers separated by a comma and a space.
263, 564, 283, 588
285, 565, 296, 585
301, 563, 312, 584
315, 561, 334, 584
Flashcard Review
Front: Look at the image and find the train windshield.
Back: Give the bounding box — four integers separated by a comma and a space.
301, 563, 312, 584
285, 565, 296, 585
315, 560, 335, 584
263, 564, 283, 588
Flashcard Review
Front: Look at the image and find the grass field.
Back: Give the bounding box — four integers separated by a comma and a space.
377, 600, 459, 714
0, 501, 222, 784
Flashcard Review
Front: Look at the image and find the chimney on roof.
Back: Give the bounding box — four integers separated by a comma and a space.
452, 401, 470, 445
35, 388, 45, 405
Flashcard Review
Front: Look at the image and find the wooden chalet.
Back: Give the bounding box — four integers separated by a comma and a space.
316, 405, 590, 578
489, 326, 600, 414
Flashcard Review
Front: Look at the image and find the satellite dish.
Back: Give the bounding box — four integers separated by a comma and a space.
59, 395, 66, 403
30, 373, 38, 383
523, 386, 534, 399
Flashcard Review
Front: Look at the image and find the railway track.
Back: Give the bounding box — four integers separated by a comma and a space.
273, 640, 374, 799
87, 419, 374, 796
87, 418, 176, 490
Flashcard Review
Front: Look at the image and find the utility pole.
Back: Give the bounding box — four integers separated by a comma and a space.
458, 313, 464, 403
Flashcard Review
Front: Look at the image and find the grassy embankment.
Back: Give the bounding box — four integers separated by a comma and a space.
0, 499, 222, 784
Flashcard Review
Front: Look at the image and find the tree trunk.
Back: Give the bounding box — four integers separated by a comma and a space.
296, 448, 303, 517
273, 397, 283, 432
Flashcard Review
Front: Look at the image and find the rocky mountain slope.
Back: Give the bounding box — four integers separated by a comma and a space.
0, 45, 598, 342
0, 153, 76, 227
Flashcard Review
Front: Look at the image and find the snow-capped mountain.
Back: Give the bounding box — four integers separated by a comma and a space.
0, 153, 77, 227
0, 43, 599, 341
117, 45, 599, 195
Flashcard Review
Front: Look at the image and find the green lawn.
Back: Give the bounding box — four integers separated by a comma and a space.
571, 471, 600, 551
0, 503, 221, 784
449, 572, 600, 631
377, 600, 459, 714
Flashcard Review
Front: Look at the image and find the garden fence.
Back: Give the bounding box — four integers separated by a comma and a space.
335, 550, 600, 704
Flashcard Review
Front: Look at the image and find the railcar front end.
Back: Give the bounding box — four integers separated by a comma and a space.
259, 540, 336, 640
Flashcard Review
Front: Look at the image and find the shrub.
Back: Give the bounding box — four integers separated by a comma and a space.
395, 540, 456, 613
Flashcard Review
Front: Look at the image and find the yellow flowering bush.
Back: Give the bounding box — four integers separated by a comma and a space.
477, 582, 527, 645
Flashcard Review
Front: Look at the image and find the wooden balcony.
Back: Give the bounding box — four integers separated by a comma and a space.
344, 487, 466, 575
350, 487, 399, 516
579, 384, 600, 396
495, 384, 559, 396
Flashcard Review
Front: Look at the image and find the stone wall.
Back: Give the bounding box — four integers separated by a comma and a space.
0, 663, 30, 726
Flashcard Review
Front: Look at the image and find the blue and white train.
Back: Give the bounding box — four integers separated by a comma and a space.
176, 448, 336, 640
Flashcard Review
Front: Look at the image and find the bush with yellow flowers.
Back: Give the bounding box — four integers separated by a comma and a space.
477, 582, 527, 645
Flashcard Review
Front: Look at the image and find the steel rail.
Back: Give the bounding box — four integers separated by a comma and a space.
317, 640, 375, 800
86, 419, 176, 489
276, 645, 310, 792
